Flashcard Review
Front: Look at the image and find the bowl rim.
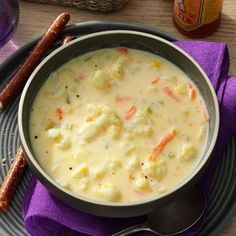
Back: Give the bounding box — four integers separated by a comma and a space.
18, 29, 220, 207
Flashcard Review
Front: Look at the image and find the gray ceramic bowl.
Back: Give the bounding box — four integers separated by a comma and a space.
18, 30, 219, 217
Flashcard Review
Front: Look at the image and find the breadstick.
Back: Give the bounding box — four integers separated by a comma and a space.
0, 12, 70, 109
0, 34, 75, 212
0, 147, 26, 212
62, 35, 76, 45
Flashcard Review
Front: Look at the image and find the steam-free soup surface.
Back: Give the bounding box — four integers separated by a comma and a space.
30, 48, 208, 203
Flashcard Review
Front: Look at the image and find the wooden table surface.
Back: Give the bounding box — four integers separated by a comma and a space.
0, 0, 236, 235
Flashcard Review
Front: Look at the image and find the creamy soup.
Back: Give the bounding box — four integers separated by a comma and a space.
30, 48, 209, 203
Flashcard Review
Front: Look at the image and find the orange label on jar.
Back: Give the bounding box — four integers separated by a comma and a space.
174, 0, 222, 31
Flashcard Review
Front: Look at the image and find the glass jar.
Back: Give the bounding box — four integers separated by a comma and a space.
0, 0, 19, 48
173, 0, 223, 37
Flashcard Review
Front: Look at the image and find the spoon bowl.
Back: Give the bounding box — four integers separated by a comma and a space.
113, 186, 206, 236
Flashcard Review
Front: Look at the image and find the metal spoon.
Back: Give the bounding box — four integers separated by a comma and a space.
113, 186, 206, 236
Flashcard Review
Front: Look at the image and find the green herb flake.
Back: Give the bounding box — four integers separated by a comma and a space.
45, 120, 55, 131
147, 107, 153, 114
66, 93, 71, 104
168, 152, 175, 159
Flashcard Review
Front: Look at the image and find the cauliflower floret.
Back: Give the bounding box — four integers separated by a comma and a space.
105, 159, 122, 170
125, 156, 140, 171
100, 104, 116, 117
78, 123, 100, 142
119, 142, 135, 155
116, 55, 129, 65
95, 184, 121, 202
142, 160, 167, 181
71, 164, 89, 178
47, 128, 61, 139
110, 62, 124, 80
92, 166, 108, 180
86, 103, 102, 117
110, 56, 128, 80
90, 69, 111, 89
122, 132, 135, 140
107, 125, 121, 139
124, 110, 153, 137
178, 143, 197, 161
57, 137, 71, 150
93, 114, 110, 127
175, 84, 187, 96
47, 126, 72, 149
70, 178, 89, 193
61, 123, 74, 131
134, 177, 151, 191
133, 125, 152, 136
72, 150, 87, 161
80, 104, 122, 141
71, 145, 90, 162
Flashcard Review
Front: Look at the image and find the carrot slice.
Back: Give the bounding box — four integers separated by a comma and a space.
163, 86, 181, 102
151, 77, 160, 84
115, 95, 131, 104
106, 83, 112, 89
149, 129, 176, 161
55, 108, 63, 120
187, 82, 196, 100
125, 105, 137, 120
116, 47, 129, 56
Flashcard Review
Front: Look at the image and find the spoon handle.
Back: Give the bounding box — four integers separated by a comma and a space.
112, 223, 159, 236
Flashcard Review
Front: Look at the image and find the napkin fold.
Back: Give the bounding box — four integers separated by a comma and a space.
23, 41, 236, 236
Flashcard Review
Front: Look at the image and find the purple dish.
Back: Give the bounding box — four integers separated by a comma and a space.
0, 0, 19, 48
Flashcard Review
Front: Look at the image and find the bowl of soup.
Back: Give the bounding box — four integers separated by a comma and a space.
18, 30, 219, 217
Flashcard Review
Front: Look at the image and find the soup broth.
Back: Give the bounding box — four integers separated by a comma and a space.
30, 48, 209, 203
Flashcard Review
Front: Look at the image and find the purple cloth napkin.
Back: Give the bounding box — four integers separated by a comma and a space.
23, 41, 236, 236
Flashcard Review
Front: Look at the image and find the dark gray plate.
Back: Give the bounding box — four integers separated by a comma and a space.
0, 21, 235, 236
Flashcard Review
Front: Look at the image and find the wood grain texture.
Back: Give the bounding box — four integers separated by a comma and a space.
0, 0, 235, 235
0, 0, 235, 75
